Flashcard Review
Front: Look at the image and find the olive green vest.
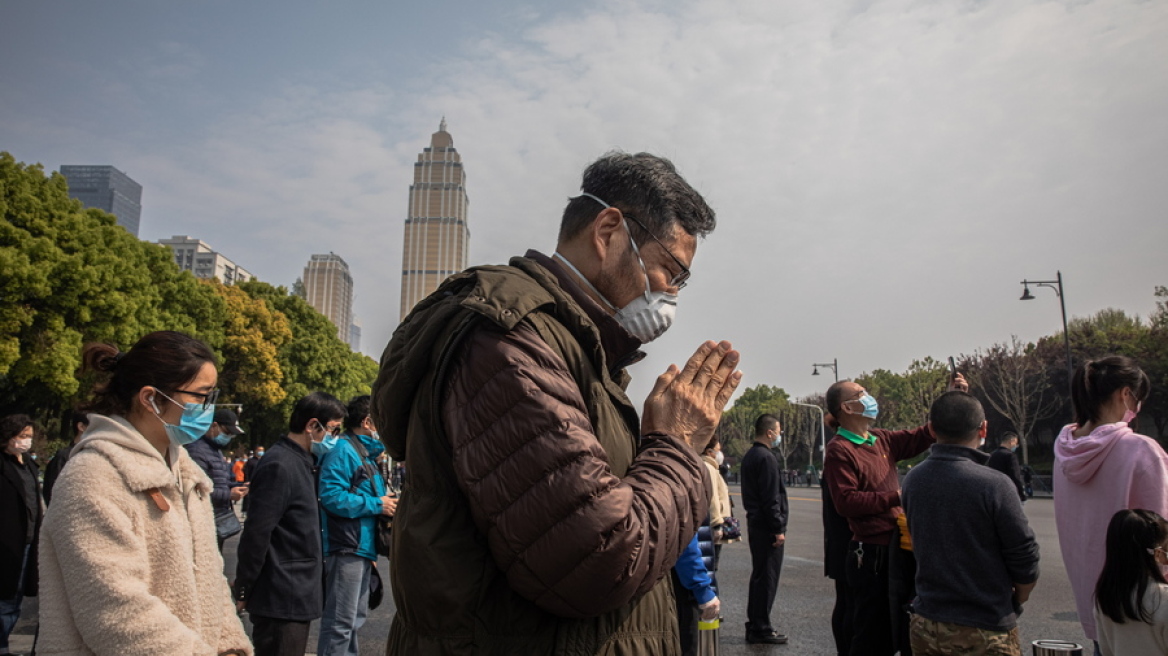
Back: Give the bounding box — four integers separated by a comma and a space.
373, 257, 679, 656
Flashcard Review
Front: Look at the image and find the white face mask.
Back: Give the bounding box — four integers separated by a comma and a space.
9, 437, 32, 454
715, 451, 725, 466
562, 193, 682, 343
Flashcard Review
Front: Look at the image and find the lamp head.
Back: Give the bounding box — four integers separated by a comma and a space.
1020, 285, 1035, 301
812, 366, 820, 376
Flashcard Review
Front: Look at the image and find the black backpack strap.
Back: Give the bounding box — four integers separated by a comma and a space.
343, 434, 379, 496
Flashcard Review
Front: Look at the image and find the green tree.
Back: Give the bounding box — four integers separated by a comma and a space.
0, 153, 225, 428
234, 281, 377, 444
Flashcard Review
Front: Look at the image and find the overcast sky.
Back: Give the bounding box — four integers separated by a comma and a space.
2, 0, 1166, 405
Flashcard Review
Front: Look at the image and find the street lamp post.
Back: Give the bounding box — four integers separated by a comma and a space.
1019, 271, 1074, 393
811, 358, 839, 382
791, 401, 826, 473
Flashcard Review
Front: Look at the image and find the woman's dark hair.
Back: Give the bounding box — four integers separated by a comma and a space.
80, 331, 217, 416
289, 392, 345, 433
1095, 509, 1168, 624
1071, 356, 1150, 426
0, 414, 35, 446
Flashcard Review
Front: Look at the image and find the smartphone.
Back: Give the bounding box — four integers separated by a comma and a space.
948, 356, 958, 379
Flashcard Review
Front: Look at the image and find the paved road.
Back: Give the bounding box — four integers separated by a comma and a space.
10, 486, 1087, 655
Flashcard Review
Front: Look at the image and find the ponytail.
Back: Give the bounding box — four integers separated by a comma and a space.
1070, 356, 1149, 426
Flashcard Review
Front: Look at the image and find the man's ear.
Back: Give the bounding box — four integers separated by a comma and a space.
590, 208, 626, 264
927, 421, 937, 439
978, 421, 988, 438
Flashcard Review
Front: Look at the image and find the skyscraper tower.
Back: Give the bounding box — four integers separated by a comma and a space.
303, 252, 355, 347
399, 118, 470, 320
59, 165, 143, 237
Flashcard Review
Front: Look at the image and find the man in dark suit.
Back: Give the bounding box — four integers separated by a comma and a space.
986, 432, 1027, 503
235, 392, 345, 656
741, 413, 789, 645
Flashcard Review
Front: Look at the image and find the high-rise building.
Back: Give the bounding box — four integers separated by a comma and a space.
157, 235, 254, 285
399, 118, 470, 320
348, 319, 362, 353
60, 165, 144, 237
304, 253, 354, 346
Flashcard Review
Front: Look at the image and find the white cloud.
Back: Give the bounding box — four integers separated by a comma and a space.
33, 0, 1164, 401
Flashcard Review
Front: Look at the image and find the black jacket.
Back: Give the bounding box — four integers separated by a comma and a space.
741, 442, 789, 534
233, 436, 322, 621
986, 446, 1026, 503
0, 452, 41, 598
42, 444, 74, 507
243, 455, 261, 482
185, 435, 233, 511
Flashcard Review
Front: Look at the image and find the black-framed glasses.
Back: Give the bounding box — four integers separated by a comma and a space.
175, 387, 220, 410
317, 420, 343, 436
623, 214, 691, 290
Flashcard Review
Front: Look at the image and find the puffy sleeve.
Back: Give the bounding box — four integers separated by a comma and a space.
444, 321, 709, 619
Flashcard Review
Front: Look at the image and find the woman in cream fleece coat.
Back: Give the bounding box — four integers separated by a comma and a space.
37, 331, 251, 656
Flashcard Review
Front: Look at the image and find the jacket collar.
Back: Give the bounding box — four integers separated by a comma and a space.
524, 250, 646, 372
927, 442, 990, 464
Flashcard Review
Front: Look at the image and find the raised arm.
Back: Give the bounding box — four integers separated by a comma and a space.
444, 323, 719, 619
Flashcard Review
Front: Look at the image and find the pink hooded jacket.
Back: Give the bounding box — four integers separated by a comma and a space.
1054, 422, 1168, 640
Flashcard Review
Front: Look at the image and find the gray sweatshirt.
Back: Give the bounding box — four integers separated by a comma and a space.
903, 444, 1040, 631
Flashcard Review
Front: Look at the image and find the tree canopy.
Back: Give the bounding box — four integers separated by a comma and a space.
0, 152, 377, 454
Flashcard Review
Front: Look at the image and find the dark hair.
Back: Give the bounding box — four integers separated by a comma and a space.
345, 395, 371, 431
999, 432, 1019, 446
825, 381, 851, 419
703, 435, 721, 453
71, 410, 90, 432
928, 392, 986, 443
0, 414, 35, 446
79, 331, 217, 417
754, 414, 779, 437
289, 392, 345, 433
558, 151, 716, 244
1072, 356, 1150, 426
1095, 509, 1168, 624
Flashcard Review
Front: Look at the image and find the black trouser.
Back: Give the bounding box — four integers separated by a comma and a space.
250, 614, 311, 656
711, 542, 723, 594
845, 540, 894, 656
831, 577, 855, 656
745, 527, 784, 636
888, 540, 917, 656
671, 572, 701, 656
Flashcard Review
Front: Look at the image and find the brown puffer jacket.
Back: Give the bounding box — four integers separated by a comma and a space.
371, 253, 711, 655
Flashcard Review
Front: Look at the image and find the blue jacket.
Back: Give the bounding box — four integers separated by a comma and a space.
318, 431, 387, 561
673, 533, 716, 605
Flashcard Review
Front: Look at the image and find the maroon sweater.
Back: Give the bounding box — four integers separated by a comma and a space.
822, 425, 934, 545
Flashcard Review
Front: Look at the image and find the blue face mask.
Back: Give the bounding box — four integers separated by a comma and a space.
151, 390, 215, 447
851, 393, 879, 420
771, 432, 783, 449
310, 420, 341, 458
312, 434, 340, 458
213, 434, 233, 448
